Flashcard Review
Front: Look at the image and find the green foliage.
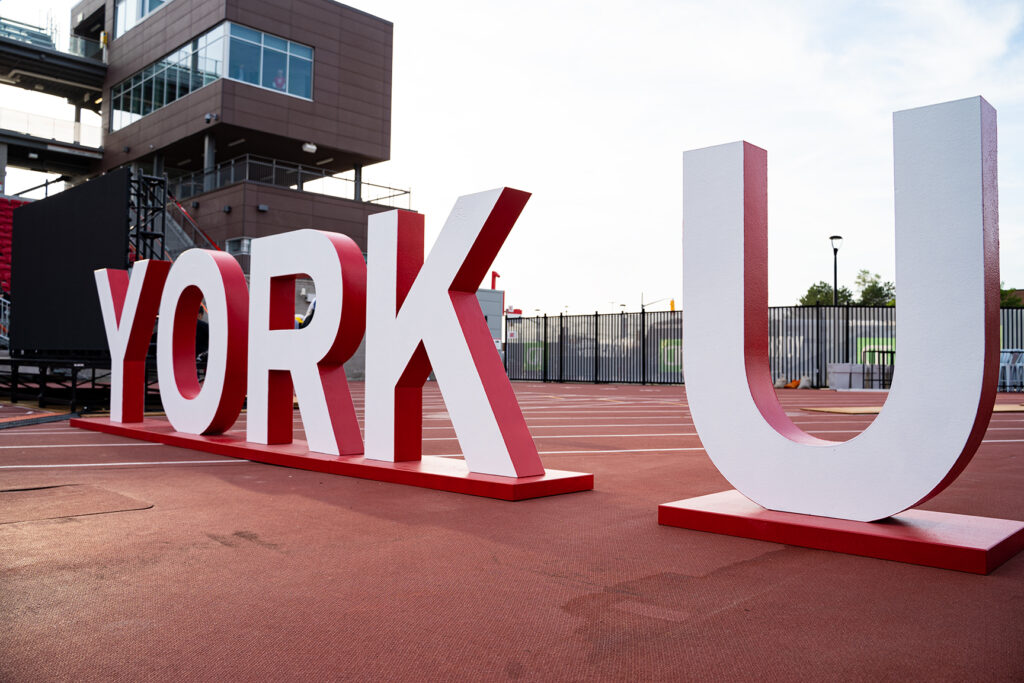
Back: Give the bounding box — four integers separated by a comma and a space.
799, 281, 854, 306
1000, 282, 1023, 308
855, 270, 895, 306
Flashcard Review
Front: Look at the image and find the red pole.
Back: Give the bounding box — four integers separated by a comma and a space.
491, 271, 500, 290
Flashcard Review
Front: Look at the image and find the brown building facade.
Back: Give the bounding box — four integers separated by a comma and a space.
69, 0, 398, 258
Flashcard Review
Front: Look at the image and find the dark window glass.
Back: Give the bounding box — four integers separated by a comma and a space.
151, 72, 162, 108
289, 43, 312, 60
288, 55, 312, 98
130, 84, 142, 115
229, 37, 260, 85
140, 77, 154, 115
262, 48, 287, 91
177, 61, 191, 97
164, 67, 179, 102
264, 34, 287, 51
229, 24, 261, 43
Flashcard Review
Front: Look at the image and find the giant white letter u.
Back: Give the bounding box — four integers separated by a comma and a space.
683, 97, 999, 522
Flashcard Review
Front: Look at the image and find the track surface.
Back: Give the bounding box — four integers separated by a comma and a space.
2, 383, 1022, 680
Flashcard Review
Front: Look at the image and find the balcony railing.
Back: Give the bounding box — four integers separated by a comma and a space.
0, 108, 103, 148
168, 155, 411, 209
0, 17, 54, 50
0, 17, 103, 60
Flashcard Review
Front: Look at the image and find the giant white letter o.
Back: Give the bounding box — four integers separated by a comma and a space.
156, 249, 249, 435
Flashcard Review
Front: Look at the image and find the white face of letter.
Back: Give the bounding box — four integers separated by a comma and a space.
95, 259, 170, 423
682, 97, 998, 522
156, 249, 248, 435
364, 189, 544, 478
246, 229, 366, 456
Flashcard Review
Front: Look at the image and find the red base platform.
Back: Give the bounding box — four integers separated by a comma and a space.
659, 490, 1024, 574
71, 417, 594, 501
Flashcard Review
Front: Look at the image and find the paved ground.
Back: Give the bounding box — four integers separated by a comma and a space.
1, 383, 1022, 681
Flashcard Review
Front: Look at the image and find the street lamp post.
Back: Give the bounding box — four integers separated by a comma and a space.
641, 293, 671, 313
830, 235, 843, 305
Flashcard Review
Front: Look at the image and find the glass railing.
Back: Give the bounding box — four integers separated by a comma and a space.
0, 17, 102, 61
0, 108, 102, 147
0, 17, 54, 50
67, 34, 103, 60
169, 154, 411, 209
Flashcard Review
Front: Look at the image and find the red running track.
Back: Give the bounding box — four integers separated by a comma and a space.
1, 383, 1023, 680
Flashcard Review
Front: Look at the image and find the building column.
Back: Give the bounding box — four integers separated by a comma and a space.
353, 163, 362, 202
152, 154, 164, 177
0, 143, 7, 195
74, 105, 82, 144
203, 134, 216, 192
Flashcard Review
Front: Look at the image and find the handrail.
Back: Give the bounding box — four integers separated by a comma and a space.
0, 107, 103, 148
12, 176, 69, 198
166, 191, 220, 251
0, 17, 54, 50
167, 153, 411, 209
0, 16, 102, 60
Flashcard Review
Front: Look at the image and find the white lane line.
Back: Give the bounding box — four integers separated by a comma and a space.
437, 423, 697, 430
1, 430, 83, 434
432, 447, 706, 457
0, 460, 245, 469
0, 443, 164, 449
420, 432, 698, 441
539, 447, 706, 454
784, 436, 1022, 443
803, 428, 1024, 434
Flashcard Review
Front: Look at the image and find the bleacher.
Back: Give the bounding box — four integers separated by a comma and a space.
0, 196, 30, 294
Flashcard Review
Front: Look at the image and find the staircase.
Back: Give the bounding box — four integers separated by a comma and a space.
127, 172, 220, 263
164, 195, 219, 260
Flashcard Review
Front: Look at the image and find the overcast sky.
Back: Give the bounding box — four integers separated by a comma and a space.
2, 0, 1023, 312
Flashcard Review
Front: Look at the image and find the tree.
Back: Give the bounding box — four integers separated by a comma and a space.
799, 281, 853, 306
1000, 282, 1023, 307
854, 269, 895, 306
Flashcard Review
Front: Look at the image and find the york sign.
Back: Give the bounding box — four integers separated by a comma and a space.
95, 188, 546, 480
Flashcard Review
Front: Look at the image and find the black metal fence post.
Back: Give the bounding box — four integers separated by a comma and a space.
844, 304, 850, 363
815, 303, 823, 387
641, 307, 647, 385
559, 312, 565, 383
593, 311, 599, 382
542, 314, 548, 382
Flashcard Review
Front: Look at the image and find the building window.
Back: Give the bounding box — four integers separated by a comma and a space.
114, 0, 172, 39
225, 237, 252, 255
109, 22, 312, 132
226, 23, 313, 98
